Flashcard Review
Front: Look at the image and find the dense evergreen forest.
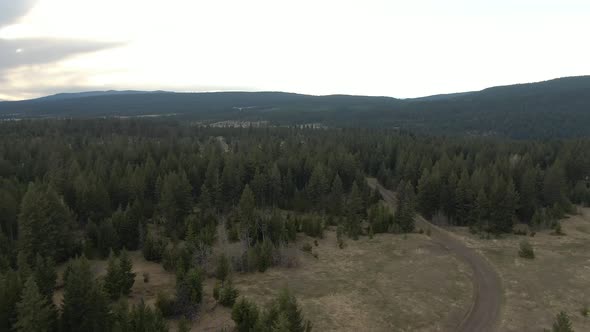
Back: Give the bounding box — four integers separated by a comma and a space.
1, 76, 590, 139
1, 119, 589, 331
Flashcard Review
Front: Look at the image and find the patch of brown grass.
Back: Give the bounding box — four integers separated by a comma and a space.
195, 230, 473, 332
449, 207, 590, 332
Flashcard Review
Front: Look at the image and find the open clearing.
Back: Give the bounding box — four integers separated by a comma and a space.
369, 178, 502, 332
449, 207, 590, 332
51, 230, 472, 331
197, 230, 472, 332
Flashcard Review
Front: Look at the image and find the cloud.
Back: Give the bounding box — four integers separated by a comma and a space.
0, 0, 36, 28
0, 38, 122, 71
0, 0, 124, 98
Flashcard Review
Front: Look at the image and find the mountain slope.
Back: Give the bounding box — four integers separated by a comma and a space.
1, 76, 589, 138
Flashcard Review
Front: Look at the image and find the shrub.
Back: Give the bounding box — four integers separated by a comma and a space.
213, 280, 222, 300
143, 272, 150, 283
155, 291, 175, 317
301, 243, 312, 253
551, 311, 573, 332
260, 288, 313, 332
256, 240, 273, 272
177, 316, 191, 332
232, 298, 259, 332
512, 224, 529, 236
245, 248, 258, 272
336, 225, 345, 249
580, 304, 589, 317
142, 234, 166, 262
553, 222, 565, 236
175, 268, 204, 318
301, 217, 324, 238
518, 240, 535, 259
273, 246, 300, 269
216, 254, 230, 281
218, 279, 239, 307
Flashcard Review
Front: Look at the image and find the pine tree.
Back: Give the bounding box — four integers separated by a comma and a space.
14, 277, 54, 332
129, 300, 169, 332
239, 185, 257, 243
32, 254, 56, 299
232, 298, 259, 332
105, 250, 135, 300
0, 189, 17, 241
216, 254, 230, 282
18, 184, 74, 264
158, 171, 193, 235
329, 175, 344, 216
454, 169, 474, 226
0, 270, 23, 332
276, 288, 306, 332
97, 218, 120, 258
111, 299, 130, 332
543, 162, 568, 209
519, 168, 538, 222
104, 255, 121, 301
175, 268, 203, 319
417, 169, 440, 219
395, 182, 416, 233
551, 311, 573, 332
61, 256, 111, 332
119, 250, 136, 297
307, 164, 329, 209
113, 206, 139, 251
347, 181, 364, 218
269, 164, 283, 207
251, 169, 267, 206
271, 312, 291, 332
474, 189, 490, 229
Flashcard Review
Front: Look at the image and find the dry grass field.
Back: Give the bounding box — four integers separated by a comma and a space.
50, 207, 590, 332
194, 229, 473, 332
51, 228, 476, 331
449, 207, 590, 332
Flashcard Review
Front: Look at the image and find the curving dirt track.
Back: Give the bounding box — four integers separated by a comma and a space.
367, 178, 502, 332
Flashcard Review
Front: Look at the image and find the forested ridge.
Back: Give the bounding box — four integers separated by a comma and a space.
0, 119, 589, 331
1, 76, 590, 139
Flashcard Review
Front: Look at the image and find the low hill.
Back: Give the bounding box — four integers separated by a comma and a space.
1, 76, 589, 138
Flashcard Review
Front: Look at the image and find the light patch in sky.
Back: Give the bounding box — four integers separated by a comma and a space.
0, 0, 589, 100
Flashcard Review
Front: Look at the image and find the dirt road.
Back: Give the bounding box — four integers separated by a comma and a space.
367, 178, 502, 332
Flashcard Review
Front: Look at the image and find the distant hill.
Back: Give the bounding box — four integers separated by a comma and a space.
1, 76, 589, 139
34, 90, 171, 101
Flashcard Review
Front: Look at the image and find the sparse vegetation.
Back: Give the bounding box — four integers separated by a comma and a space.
580, 304, 589, 318
518, 240, 535, 259
553, 222, 566, 236
301, 243, 312, 253
231, 289, 312, 332
551, 311, 574, 332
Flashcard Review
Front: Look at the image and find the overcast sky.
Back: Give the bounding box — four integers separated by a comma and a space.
0, 0, 589, 100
